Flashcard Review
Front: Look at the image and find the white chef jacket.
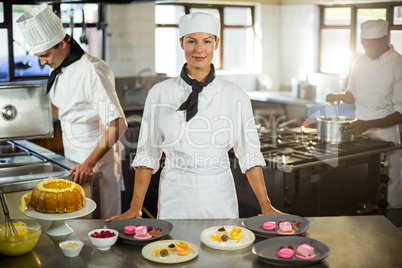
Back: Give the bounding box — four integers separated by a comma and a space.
347, 46, 402, 209
132, 76, 266, 219
48, 52, 126, 218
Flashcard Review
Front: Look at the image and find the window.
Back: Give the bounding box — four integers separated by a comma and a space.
319, 2, 402, 74
0, 1, 105, 82
155, 3, 255, 74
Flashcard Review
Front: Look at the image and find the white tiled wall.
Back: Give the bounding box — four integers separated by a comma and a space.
107, 3, 156, 77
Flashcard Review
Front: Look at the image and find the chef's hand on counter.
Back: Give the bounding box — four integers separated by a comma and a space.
260, 205, 286, 216
69, 161, 95, 185
105, 207, 143, 223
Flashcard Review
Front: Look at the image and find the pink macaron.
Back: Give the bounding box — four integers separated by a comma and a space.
263, 221, 276, 230
278, 248, 294, 259
124, 225, 137, 234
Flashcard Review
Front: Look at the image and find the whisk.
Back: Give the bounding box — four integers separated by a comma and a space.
0, 191, 19, 239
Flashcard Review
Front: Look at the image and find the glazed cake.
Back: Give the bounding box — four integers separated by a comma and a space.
278, 221, 293, 233
28, 178, 86, 213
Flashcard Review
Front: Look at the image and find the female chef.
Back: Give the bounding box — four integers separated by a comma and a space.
107, 12, 282, 220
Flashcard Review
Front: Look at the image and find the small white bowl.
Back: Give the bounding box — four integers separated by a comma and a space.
59, 240, 84, 257
88, 229, 118, 251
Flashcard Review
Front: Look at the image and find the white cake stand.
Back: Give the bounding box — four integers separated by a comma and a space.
21, 198, 96, 236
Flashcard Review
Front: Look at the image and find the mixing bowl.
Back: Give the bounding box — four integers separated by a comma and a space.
0, 220, 41, 256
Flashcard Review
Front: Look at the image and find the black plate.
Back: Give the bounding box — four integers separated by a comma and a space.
252, 236, 330, 266
242, 214, 310, 238
106, 218, 173, 245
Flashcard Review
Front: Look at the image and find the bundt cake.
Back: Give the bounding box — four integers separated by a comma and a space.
26, 178, 86, 213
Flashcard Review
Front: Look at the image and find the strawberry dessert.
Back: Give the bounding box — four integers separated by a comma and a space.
278, 245, 294, 259
134, 225, 152, 239
296, 243, 316, 259
278, 220, 295, 234
124, 225, 136, 235
263, 221, 276, 230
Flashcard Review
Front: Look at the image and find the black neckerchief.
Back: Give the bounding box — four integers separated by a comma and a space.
46, 39, 84, 94
177, 63, 215, 121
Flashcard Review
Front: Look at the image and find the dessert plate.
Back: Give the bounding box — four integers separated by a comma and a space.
141, 240, 198, 264
200, 225, 255, 251
106, 218, 173, 246
242, 214, 310, 238
252, 236, 330, 266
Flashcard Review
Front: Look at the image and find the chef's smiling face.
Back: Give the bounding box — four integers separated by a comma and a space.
35, 41, 68, 69
180, 32, 219, 71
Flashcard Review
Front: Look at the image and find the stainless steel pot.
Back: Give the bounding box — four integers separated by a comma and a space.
317, 116, 356, 143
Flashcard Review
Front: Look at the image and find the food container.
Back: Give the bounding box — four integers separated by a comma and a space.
317, 116, 356, 143
0, 220, 41, 256
59, 240, 84, 257
88, 228, 118, 251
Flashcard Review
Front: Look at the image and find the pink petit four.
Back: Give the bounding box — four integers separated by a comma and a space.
296, 243, 316, 259
135, 226, 147, 236
124, 225, 136, 234
278, 221, 295, 234
263, 221, 276, 230
278, 248, 294, 259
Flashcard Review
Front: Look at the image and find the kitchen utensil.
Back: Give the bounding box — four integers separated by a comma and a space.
0, 191, 19, 239
317, 116, 356, 143
0, 220, 41, 256
331, 100, 339, 120
79, 9, 88, 45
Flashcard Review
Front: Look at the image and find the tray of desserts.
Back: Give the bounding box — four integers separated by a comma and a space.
200, 225, 255, 251
141, 240, 198, 264
242, 214, 310, 238
106, 218, 173, 245
252, 236, 330, 266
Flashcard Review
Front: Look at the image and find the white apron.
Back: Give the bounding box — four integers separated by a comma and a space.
62, 121, 124, 218
158, 167, 238, 219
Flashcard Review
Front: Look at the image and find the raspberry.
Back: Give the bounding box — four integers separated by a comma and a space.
148, 226, 153, 232
279, 246, 284, 250
287, 245, 294, 250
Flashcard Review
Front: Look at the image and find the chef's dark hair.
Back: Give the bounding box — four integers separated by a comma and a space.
52, 34, 72, 49
180, 35, 218, 41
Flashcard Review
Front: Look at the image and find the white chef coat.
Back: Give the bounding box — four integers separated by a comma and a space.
347, 46, 402, 209
48, 52, 126, 218
132, 76, 266, 219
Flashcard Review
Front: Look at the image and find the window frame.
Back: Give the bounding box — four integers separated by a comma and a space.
0, 0, 106, 82
318, 2, 402, 74
155, 2, 255, 71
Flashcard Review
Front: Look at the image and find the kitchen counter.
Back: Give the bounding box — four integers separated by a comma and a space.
2, 215, 401, 268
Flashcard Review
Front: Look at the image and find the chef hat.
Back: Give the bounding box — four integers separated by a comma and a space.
361, 19, 388, 39
179, 12, 220, 38
17, 4, 65, 53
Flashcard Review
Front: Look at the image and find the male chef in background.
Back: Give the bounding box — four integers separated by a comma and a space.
17, 4, 128, 218
327, 19, 402, 209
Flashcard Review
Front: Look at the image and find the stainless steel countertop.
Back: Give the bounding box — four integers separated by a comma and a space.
2, 215, 402, 267
0, 140, 101, 194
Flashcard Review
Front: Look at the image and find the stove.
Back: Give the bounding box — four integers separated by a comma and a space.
232, 128, 401, 217
258, 129, 398, 173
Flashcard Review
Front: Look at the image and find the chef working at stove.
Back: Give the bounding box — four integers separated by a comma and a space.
326, 19, 402, 209
17, 4, 128, 218
107, 13, 282, 220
